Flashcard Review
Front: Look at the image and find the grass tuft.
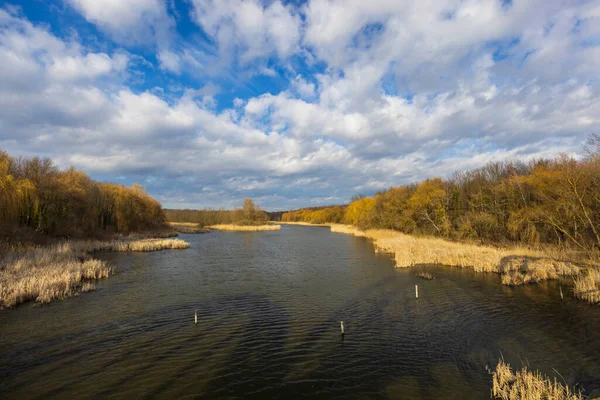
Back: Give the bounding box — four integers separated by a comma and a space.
415, 272, 434, 280
573, 269, 600, 304
491, 359, 583, 400
0, 237, 189, 308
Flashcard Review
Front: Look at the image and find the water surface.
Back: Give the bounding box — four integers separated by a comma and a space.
1, 225, 599, 399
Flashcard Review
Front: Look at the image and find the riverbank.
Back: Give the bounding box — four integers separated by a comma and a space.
277, 221, 330, 227
0, 237, 190, 308
207, 224, 281, 231
168, 222, 210, 233
292, 223, 599, 304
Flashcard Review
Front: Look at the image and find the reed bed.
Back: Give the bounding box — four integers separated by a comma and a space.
278, 221, 330, 226
77, 238, 190, 252
0, 237, 189, 308
491, 359, 583, 400
208, 224, 281, 231
573, 269, 600, 304
415, 272, 434, 280
0, 243, 111, 308
328, 224, 597, 300
167, 222, 209, 234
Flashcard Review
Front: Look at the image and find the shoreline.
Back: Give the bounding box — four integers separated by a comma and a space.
277, 221, 330, 227
207, 224, 281, 231
168, 222, 210, 234
286, 222, 600, 304
0, 236, 190, 309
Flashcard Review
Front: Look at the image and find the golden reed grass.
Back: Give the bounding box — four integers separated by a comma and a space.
278, 221, 330, 226
573, 269, 600, 304
0, 238, 189, 308
167, 222, 209, 233
492, 359, 583, 400
208, 224, 281, 231
75, 238, 190, 252
328, 224, 598, 301
0, 243, 111, 308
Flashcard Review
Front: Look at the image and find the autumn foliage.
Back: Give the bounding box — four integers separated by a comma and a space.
0, 150, 167, 238
283, 135, 600, 251
166, 198, 270, 227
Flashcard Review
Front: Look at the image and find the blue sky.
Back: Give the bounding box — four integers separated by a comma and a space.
0, 0, 599, 210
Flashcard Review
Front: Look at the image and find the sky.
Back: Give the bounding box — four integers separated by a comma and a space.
0, 0, 599, 210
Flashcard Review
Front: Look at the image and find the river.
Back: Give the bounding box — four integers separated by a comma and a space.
1, 225, 599, 399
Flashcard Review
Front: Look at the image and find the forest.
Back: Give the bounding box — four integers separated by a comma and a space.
0, 150, 167, 239
283, 134, 600, 251
166, 198, 270, 226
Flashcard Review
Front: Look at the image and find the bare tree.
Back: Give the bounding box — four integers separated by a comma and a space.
584, 133, 600, 159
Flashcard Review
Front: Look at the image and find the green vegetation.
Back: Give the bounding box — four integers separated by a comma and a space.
166, 198, 270, 227
0, 150, 167, 239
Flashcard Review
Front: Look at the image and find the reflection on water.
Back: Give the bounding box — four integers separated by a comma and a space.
0, 225, 599, 399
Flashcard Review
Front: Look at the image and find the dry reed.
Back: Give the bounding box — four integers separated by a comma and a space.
491, 359, 583, 400
167, 222, 209, 234
328, 224, 596, 297
573, 269, 600, 304
208, 224, 281, 231
0, 243, 111, 308
278, 221, 330, 226
415, 272, 434, 280
0, 237, 189, 308
77, 238, 190, 252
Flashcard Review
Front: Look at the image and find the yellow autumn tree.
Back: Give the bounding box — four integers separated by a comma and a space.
345, 197, 376, 228
407, 178, 450, 236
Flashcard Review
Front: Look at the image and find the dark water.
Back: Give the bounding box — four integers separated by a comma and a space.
1, 225, 599, 399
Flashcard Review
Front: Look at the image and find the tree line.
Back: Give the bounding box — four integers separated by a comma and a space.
283, 134, 600, 250
0, 150, 167, 238
166, 198, 270, 226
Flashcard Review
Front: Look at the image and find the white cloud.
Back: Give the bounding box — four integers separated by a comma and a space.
189, 0, 301, 64
66, 0, 172, 44
291, 75, 316, 99
65, 0, 178, 72
1, 2, 599, 209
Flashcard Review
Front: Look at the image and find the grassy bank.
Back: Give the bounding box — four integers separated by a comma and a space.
326, 224, 599, 303
491, 359, 583, 400
207, 224, 281, 231
168, 222, 210, 234
0, 237, 189, 308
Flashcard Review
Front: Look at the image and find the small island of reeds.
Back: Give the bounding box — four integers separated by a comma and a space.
168, 222, 210, 234
415, 272, 434, 280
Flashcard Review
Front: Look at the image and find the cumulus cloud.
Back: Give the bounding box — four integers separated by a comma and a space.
0, 2, 599, 209
189, 0, 302, 64
65, 0, 178, 72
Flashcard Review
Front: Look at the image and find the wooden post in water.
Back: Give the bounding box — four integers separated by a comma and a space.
194, 310, 198, 325
340, 321, 344, 336
560, 286, 564, 300
415, 284, 419, 299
